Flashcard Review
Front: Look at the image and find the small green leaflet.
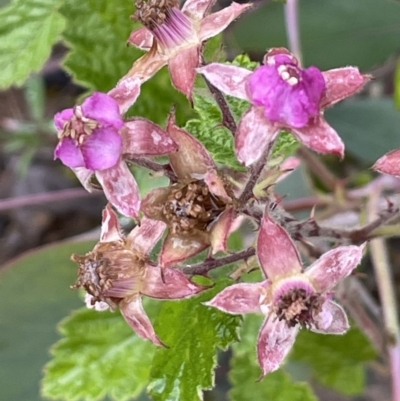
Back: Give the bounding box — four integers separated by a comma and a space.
229, 314, 317, 401
291, 327, 377, 395
42, 306, 158, 401
148, 282, 242, 401
0, 0, 66, 88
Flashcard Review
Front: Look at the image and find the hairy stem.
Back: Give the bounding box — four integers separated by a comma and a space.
284, 0, 303, 65
125, 155, 178, 182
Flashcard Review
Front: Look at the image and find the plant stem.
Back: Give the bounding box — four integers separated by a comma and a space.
284, 0, 302, 65
125, 155, 178, 182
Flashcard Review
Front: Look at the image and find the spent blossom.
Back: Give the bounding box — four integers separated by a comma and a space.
198, 47, 370, 165
373, 148, 400, 177
206, 210, 364, 376
126, 0, 251, 100
54, 85, 177, 219
71, 204, 208, 345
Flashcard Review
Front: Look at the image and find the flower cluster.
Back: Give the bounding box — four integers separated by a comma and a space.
53, 0, 379, 377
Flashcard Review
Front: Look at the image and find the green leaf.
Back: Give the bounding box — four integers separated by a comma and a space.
0, 240, 94, 401
229, 315, 317, 401
0, 0, 66, 88
42, 306, 157, 401
230, 0, 400, 71
148, 283, 242, 401
291, 327, 377, 395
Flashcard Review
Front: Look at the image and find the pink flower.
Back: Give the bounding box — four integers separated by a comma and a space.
126, 0, 251, 100
54, 85, 177, 219
141, 113, 238, 267
373, 148, 400, 177
71, 204, 208, 346
198, 47, 370, 166
205, 211, 364, 377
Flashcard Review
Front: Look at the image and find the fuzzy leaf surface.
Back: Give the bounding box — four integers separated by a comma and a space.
0, 0, 65, 88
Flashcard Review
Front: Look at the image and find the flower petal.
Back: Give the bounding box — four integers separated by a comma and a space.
108, 76, 142, 115
81, 92, 124, 129
257, 213, 302, 280
100, 204, 123, 242
127, 218, 166, 256
311, 300, 349, 334
182, 0, 215, 19
373, 148, 400, 177
205, 282, 264, 314
235, 106, 279, 166
127, 26, 153, 50
305, 245, 363, 292
54, 137, 85, 168
82, 128, 122, 171
210, 207, 235, 254
169, 45, 200, 101
141, 263, 208, 299
291, 116, 344, 158
199, 2, 251, 41
167, 112, 216, 179
321, 67, 370, 109
123, 118, 177, 156
197, 63, 251, 101
54, 108, 73, 130
95, 160, 141, 219
119, 296, 165, 346
258, 317, 298, 377
160, 232, 209, 267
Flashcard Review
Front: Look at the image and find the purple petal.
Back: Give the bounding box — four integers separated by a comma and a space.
199, 2, 251, 41
305, 245, 363, 292
169, 45, 200, 101
100, 204, 123, 242
127, 218, 166, 256
123, 118, 177, 156
127, 26, 154, 50
257, 213, 302, 280
108, 77, 142, 115
54, 137, 85, 168
197, 63, 251, 101
95, 160, 141, 219
235, 106, 279, 166
81, 92, 124, 129
119, 296, 165, 346
321, 67, 370, 109
210, 208, 235, 254
311, 300, 349, 334
54, 108, 73, 130
373, 148, 400, 177
291, 116, 344, 158
205, 283, 264, 314
181, 0, 215, 19
81, 128, 122, 171
258, 317, 298, 377
141, 263, 208, 299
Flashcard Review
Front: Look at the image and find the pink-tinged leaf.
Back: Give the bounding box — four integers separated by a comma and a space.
119, 296, 165, 346
291, 116, 344, 158
373, 148, 400, 177
127, 218, 166, 256
167, 113, 216, 179
199, 2, 251, 41
123, 118, 178, 156
204, 169, 231, 202
125, 49, 167, 84
236, 106, 278, 166
95, 161, 140, 219
140, 187, 170, 220
305, 245, 363, 292
73, 167, 94, 192
169, 45, 200, 101
321, 68, 370, 109
182, 0, 215, 19
160, 232, 209, 267
210, 207, 235, 254
100, 204, 123, 242
108, 76, 142, 115
257, 213, 302, 280
205, 282, 264, 314
197, 63, 251, 101
127, 26, 153, 50
257, 317, 298, 377
311, 300, 349, 334
141, 263, 208, 299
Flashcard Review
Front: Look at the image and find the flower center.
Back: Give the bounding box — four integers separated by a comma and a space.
57, 106, 99, 144
161, 180, 226, 235
134, 0, 180, 28
71, 241, 145, 308
274, 288, 324, 328
277, 64, 300, 86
